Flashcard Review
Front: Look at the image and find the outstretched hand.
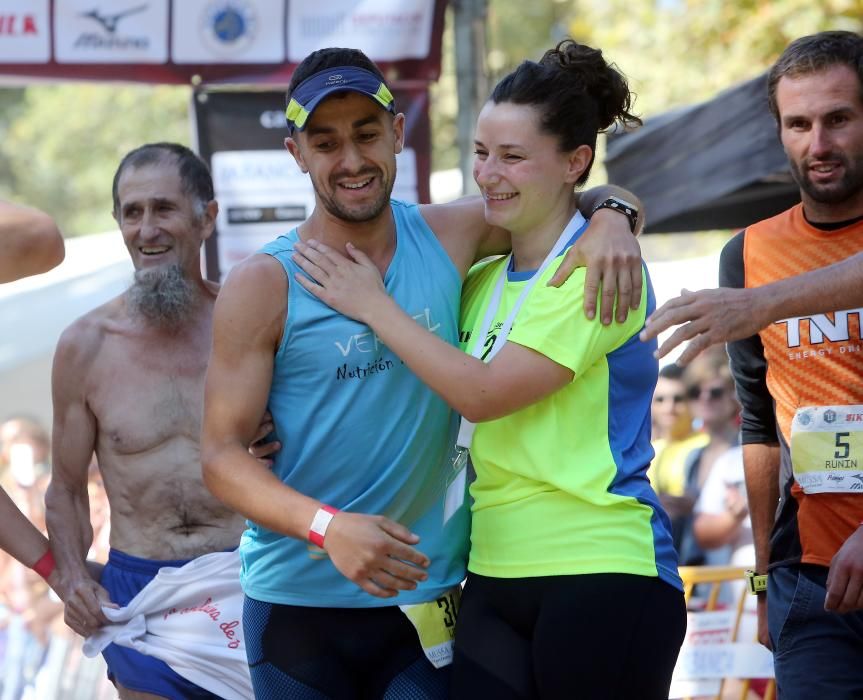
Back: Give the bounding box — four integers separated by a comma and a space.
292, 239, 388, 323
547, 208, 643, 325
640, 286, 766, 365
323, 512, 430, 599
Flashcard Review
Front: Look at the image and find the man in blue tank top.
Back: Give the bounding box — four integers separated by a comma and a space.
201, 47, 643, 699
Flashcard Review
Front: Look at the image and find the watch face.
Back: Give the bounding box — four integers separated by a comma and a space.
610, 197, 637, 212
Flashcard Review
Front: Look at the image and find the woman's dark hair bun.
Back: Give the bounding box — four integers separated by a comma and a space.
540, 40, 641, 133
489, 38, 640, 184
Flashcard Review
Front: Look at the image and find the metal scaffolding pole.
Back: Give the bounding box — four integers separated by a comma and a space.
453, 0, 488, 195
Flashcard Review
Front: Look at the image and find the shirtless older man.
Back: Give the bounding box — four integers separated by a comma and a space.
45, 143, 247, 700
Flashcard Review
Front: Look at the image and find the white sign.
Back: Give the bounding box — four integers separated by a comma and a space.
172, 0, 284, 65
668, 610, 773, 699
287, 0, 434, 63
0, 0, 50, 63
54, 0, 168, 64
211, 149, 312, 275
211, 148, 419, 278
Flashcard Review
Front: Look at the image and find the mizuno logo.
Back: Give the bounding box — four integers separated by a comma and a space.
81, 4, 147, 34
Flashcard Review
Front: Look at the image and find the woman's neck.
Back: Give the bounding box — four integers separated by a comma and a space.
510, 198, 578, 272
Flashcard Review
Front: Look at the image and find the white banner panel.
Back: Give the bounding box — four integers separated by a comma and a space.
172, 0, 284, 64
212, 148, 417, 278
287, 0, 434, 62
0, 0, 50, 63
54, 0, 168, 64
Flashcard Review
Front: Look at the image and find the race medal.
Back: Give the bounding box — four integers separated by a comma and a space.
791, 405, 863, 494
399, 585, 462, 668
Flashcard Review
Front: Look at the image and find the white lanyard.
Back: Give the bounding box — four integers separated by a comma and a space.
456, 211, 587, 448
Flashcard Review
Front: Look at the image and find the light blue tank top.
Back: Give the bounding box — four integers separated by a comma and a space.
241, 200, 470, 607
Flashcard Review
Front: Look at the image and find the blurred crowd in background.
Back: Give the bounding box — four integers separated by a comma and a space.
650, 347, 752, 575
0, 418, 112, 700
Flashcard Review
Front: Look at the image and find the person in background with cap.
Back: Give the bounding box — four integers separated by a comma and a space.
202, 46, 644, 698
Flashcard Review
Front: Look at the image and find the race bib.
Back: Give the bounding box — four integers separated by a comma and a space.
399, 586, 461, 668
791, 405, 863, 494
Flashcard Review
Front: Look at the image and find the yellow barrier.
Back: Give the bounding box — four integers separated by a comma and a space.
676, 566, 775, 700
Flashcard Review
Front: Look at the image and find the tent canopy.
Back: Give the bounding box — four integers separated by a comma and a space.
605, 73, 800, 233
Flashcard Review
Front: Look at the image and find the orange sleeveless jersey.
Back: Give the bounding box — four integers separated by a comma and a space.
745, 203, 863, 566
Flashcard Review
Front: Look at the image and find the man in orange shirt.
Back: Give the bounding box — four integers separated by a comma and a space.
719, 31, 863, 698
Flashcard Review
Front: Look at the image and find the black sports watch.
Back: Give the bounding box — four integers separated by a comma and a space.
591, 196, 639, 233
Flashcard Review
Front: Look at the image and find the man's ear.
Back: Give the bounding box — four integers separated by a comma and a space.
200, 200, 219, 241
285, 136, 308, 173
392, 113, 405, 155
565, 145, 593, 184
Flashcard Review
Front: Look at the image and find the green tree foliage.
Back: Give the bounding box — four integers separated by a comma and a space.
572, 0, 863, 119
0, 83, 189, 236
431, 0, 863, 175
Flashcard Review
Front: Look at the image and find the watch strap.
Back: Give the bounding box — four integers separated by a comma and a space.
744, 569, 768, 595
591, 196, 639, 233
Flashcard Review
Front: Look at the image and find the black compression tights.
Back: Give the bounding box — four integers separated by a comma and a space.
450, 572, 687, 700
243, 596, 449, 700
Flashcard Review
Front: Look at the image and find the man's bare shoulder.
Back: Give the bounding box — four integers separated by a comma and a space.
418, 199, 493, 275
419, 199, 485, 241
220, 253, 286, 301
215, 254, 287, 339
55, 294, 126, 369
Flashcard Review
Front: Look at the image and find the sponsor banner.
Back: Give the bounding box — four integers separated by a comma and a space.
54, 0, 169, 64
0, 0, 50, 63
172, 0, 284, 65
287, 0, 434, 62
0, 0, 445, 82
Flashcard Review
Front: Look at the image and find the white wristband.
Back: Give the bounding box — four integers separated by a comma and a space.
308, 505, 338, 548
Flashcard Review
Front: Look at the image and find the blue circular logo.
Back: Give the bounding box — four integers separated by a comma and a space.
201, 1, 257, 56
213, 9, 246, 43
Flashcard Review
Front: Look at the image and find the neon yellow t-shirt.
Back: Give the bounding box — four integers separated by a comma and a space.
459, 253, 681, 589
648, 433, 709, 497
